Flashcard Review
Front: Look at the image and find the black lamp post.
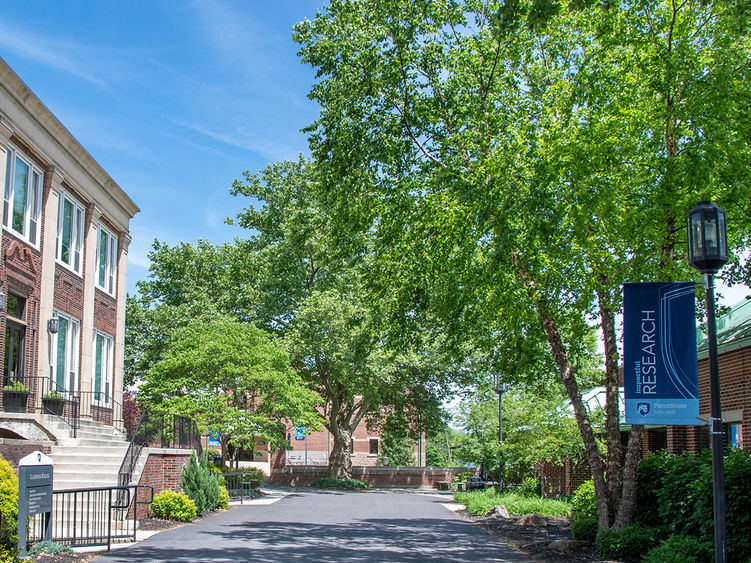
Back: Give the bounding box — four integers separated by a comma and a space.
493, 375, 508, 493
687, 200, 728, 563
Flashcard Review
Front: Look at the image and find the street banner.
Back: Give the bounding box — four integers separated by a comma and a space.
623, 282, 699, 425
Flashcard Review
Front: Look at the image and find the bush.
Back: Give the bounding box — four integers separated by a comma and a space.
0, 454, 18, 553
635, 449, 751, 561
28, 541, 72, 556
569, 480, 597, 541
517, 477, 541, 497
181, 453, 221, 514
216, 486, 230, 510
595, 524, 664, 561
642, 534, 713, 563
570, 515, 598, 542
454, 489, 570, 517
311, 477, 371, 489
150, 490, 197, 522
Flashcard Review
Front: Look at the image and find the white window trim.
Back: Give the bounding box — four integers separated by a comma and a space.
96, 224, 117, 295
92, 330, 113, 407
3, 145, 43, 248
51, 311, 80, 395
56, 191, 86, 275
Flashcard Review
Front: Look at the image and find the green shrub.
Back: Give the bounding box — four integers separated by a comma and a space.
635, 449, 751, 562
181, 453, 221, 514
570, 515, 598, 541
150, 490, 197, 522
0, 545, 18, 562
0, 454, 18, 552
595, 524, 664, 560
454, 489, 570, 517
517, 477, 541, 497
216, 486, 230, 510
28, 541, 72, 556
311, 477, 371, 489
642, 534, 713, 563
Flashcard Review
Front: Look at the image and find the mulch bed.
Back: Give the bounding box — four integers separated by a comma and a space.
461, 510, 606, 562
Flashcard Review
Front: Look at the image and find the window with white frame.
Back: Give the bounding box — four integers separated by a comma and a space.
92, 331, 113, 405
3, 146, 43, 246
52, 312, 79, 394
56, 192, 85, 273
97, 225, 117, 295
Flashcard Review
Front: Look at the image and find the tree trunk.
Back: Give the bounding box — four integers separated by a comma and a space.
597, 286, 623, 525
615, 425, 643, 528
328, 427, 352, 479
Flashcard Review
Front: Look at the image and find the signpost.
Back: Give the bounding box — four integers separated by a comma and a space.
623, 282, 699, 426
17, 451, 53, 558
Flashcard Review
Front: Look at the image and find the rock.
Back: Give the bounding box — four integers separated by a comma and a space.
516, 513, 547, 526
486, 505, 510, 518
549, 539, 589, 553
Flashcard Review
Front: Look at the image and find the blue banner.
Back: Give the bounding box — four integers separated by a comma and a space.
295, 426, 306, 440
623, 282, 699, 426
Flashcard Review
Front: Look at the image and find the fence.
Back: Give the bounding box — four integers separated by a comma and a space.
119, 409, 202, 487
26, 485, 153, 551
220, 471, 262, 504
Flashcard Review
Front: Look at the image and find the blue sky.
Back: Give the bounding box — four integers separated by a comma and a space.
0, 1, 325, 294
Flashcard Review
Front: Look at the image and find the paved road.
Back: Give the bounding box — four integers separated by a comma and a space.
94, 488, 526, 562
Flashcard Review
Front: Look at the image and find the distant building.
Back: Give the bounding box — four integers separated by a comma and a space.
0, 55, 139, 465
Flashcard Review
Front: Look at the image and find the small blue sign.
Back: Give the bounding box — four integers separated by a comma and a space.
295, 426, 306, 440
208, 431, 220, 447
623, 282, 699, 426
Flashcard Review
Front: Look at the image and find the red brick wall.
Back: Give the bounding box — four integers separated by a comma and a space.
135, 449, 193, 517
270, 465, 466, 488
93, 290, 117, 334
537, 460, 590, 498
0, 439, 51, 470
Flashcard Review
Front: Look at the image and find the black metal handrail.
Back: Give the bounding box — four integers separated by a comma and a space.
26, 484, 153, 551
118, 409, 202, 486
220, 471, 262, 504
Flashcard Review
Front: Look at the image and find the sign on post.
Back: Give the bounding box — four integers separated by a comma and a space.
295, 426, 306, 440
17, 451, 53, 557
623, 282, 699, 425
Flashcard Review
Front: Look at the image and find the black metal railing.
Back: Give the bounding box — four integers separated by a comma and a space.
220, 471, 262, 504
118, 410, 202, 486
26, 484, 153, 551
37, 377, 80, 436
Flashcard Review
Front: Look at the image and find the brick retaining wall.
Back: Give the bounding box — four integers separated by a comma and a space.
271, 465, 467, 488
0, 438, 51, 469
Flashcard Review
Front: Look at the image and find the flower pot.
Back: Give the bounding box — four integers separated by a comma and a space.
42, 397, 65, 416
3, 390, 29, 413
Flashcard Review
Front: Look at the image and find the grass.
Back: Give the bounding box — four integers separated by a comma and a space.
454, 489, 571, 517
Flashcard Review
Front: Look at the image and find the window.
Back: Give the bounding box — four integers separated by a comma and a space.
51, 312, 79, 394
3, 146, 43, 246
56, 192, 85, 273
92, 331, 113, 406
97, 225, 117, 294
369, 438, 379, 455
4, 294, 27, 386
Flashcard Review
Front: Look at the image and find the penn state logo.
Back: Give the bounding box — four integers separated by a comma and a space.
637, 403, 650, 416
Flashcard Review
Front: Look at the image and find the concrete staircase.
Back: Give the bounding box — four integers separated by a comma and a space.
44, 417, 130, 490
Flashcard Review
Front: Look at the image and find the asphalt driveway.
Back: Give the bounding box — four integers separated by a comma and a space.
93, 488, 526, 562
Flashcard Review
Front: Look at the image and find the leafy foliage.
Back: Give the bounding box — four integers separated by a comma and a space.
311, 477, 371, 489
595, 524, 666, 561
569, 480, 598, 540
0, 454, 18, 552
140, 314, 320, 453
181, 453, 221, 515
635, 449, 751, 561
216, 486, 230, 510
28, 541, 72, 556
454, 489, 570, 517
642, 534, 714, 563
150, 490, 197, 522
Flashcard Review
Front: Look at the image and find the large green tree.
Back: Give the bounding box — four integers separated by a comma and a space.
230, 158, 459, 478
293, 0, 751, 528
139, 314, 320, 467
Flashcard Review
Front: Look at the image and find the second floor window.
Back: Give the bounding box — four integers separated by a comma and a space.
57, 193, 85, 273
97, 225, 117, 295
3, 147, 42, 247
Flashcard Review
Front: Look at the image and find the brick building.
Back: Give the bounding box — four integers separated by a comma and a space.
0, 55, 139, 461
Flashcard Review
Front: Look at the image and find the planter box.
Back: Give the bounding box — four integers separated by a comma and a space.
3, 390, 29, 413
42, 397, 65, 416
